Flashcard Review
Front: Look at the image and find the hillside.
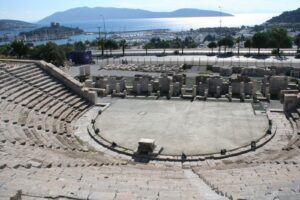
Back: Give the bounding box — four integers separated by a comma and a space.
38, 7, 233, 23
267, 8, 300, 23
0, 19, 36, 30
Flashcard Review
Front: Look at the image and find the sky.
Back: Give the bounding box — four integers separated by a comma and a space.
0, 0, 299, 22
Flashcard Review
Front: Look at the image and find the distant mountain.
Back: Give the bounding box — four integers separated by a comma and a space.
0, 19, 36, 30
38, 7, 233, 23
267, 8, 300, 23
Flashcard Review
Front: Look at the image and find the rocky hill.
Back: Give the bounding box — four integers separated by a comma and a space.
0, 19, 36, 30
267, 8, 300, 24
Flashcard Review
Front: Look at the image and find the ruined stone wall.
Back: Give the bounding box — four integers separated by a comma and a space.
269, 76, 288, 97
0, 59, 97, 104
283, 93, 300, 112
37, 61, 97, 104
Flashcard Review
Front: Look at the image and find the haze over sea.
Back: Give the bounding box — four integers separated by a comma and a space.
59, 13, 278, 33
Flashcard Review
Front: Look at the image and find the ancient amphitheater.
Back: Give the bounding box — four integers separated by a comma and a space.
1, 59, 300, 200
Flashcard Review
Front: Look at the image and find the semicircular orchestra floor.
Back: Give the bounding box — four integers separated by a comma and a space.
95, 99, 269, 155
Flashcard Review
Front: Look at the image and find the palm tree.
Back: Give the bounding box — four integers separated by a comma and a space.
174, 37, 184, 55
119, 39, 128, 56
98, 39, 106, 56
208, 42, 217, 54
180, 42, 184, 55
143, 43, 152, 55
244, 39, 252, 55
105, 39, 118, 56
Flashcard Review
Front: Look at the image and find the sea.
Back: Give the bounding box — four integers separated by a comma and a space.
0, 13, 278, 45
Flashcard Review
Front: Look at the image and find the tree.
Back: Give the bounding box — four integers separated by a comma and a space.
252, 32, 268, 55
240, 34, 245, 41
98, 39, 106, 56
29, 42, 66, 66
44, 42, 66, 66
160, 40, 170, 54
218, 36, 234, 53
244, 39, 252, 55
268, 27, 292, 55
253, 25, 264, 32
143, 43, 152, 55
146, 36, 197, 55
204, 34, 215, 42
150, 37, 161, 48
217, 39, 221, 54
119, 39, 128, 56
172, 37, 184, 55
180, 40, 184, 55
184, 36, 197, 48
61, 43, 74, 56
0, 44, 12, 57
74, 41, 86, 52
105, 39, 118, 56
181, 43, 185, 55
10, 40, 29, 59
295, 35, 300, 51
208, 41, 217, 53
226, 36, 234, 50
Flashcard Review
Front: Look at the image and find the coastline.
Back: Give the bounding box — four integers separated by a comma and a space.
0, 13, 280, 46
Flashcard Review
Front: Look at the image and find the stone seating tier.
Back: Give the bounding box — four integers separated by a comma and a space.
196, 163, 300, 200
0, 63, 93, 163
